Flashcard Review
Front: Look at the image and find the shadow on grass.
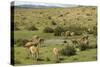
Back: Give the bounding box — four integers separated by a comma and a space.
37, 58, 44, 61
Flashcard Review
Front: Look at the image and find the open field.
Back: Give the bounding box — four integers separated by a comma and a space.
15, 46, 97, 66
14, 31, 97, 65
12, 6, 97, 65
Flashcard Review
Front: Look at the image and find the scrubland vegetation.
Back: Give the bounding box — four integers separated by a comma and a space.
12, 6, 97, 65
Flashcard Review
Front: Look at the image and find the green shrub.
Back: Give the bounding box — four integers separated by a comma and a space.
89, 44, 97, 49
13, 22, 20, 31
59, 14, 63, 17
48, 16, 52, 19
87, 30, 94, 34
88, 19, 93, 21
63, 40, 67, 43
14, 59, 21, 64
45, 57, 50, 61
15, 39, 29, 47
27, 25, 38, 31
22, 17, 27, 20
75, 32, 82, 35
51, 21, 56, 25
14, 25, 20, 31
93, 31, 97, 36
40, 12, 43, 14
76, 18, 80, 21
14, 39, 22, 46
54, 26, 64, 36
60, 44, 76, 56
79, 43, 89, 51
86, 13, 91, 16
91, 8, 96, 10
55, 60, 60, 63
63, 26, 86, 35
72, 58, 78, 61
93, 26, 97, 36
43, 27, 54, 33
87, 26, 97, 35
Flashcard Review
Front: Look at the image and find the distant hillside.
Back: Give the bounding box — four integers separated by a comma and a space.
13, 6, 97, 30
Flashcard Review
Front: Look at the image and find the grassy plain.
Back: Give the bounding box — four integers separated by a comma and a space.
13, 6, 97, 65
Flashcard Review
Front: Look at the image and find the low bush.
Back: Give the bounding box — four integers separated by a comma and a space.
63, 25, 87, 35
54, 26, 64, 36
43, 27, 54, 33
27, 25, 38, 31
87, 26, 97, 35
48, 16, 52, 19
89, 44, 97, 49
59, 14, 63, 17
60, 44, 76, 56
14, 25, 20, 31
51, 21, 57, 25
79, 43, 89, 51
86, 13, 91, 16
93, 26, 97, 36
63, 40, 67, 43
72, 58, 78, 61
13, 22, 20, 31
88, 19, 93, 21
45, 57, 50, 61
14, 59, 21, 64
22, 17, 27, 20
14, 39, 29, 47
91, 8, 96, 10
87, 30, 94, 34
